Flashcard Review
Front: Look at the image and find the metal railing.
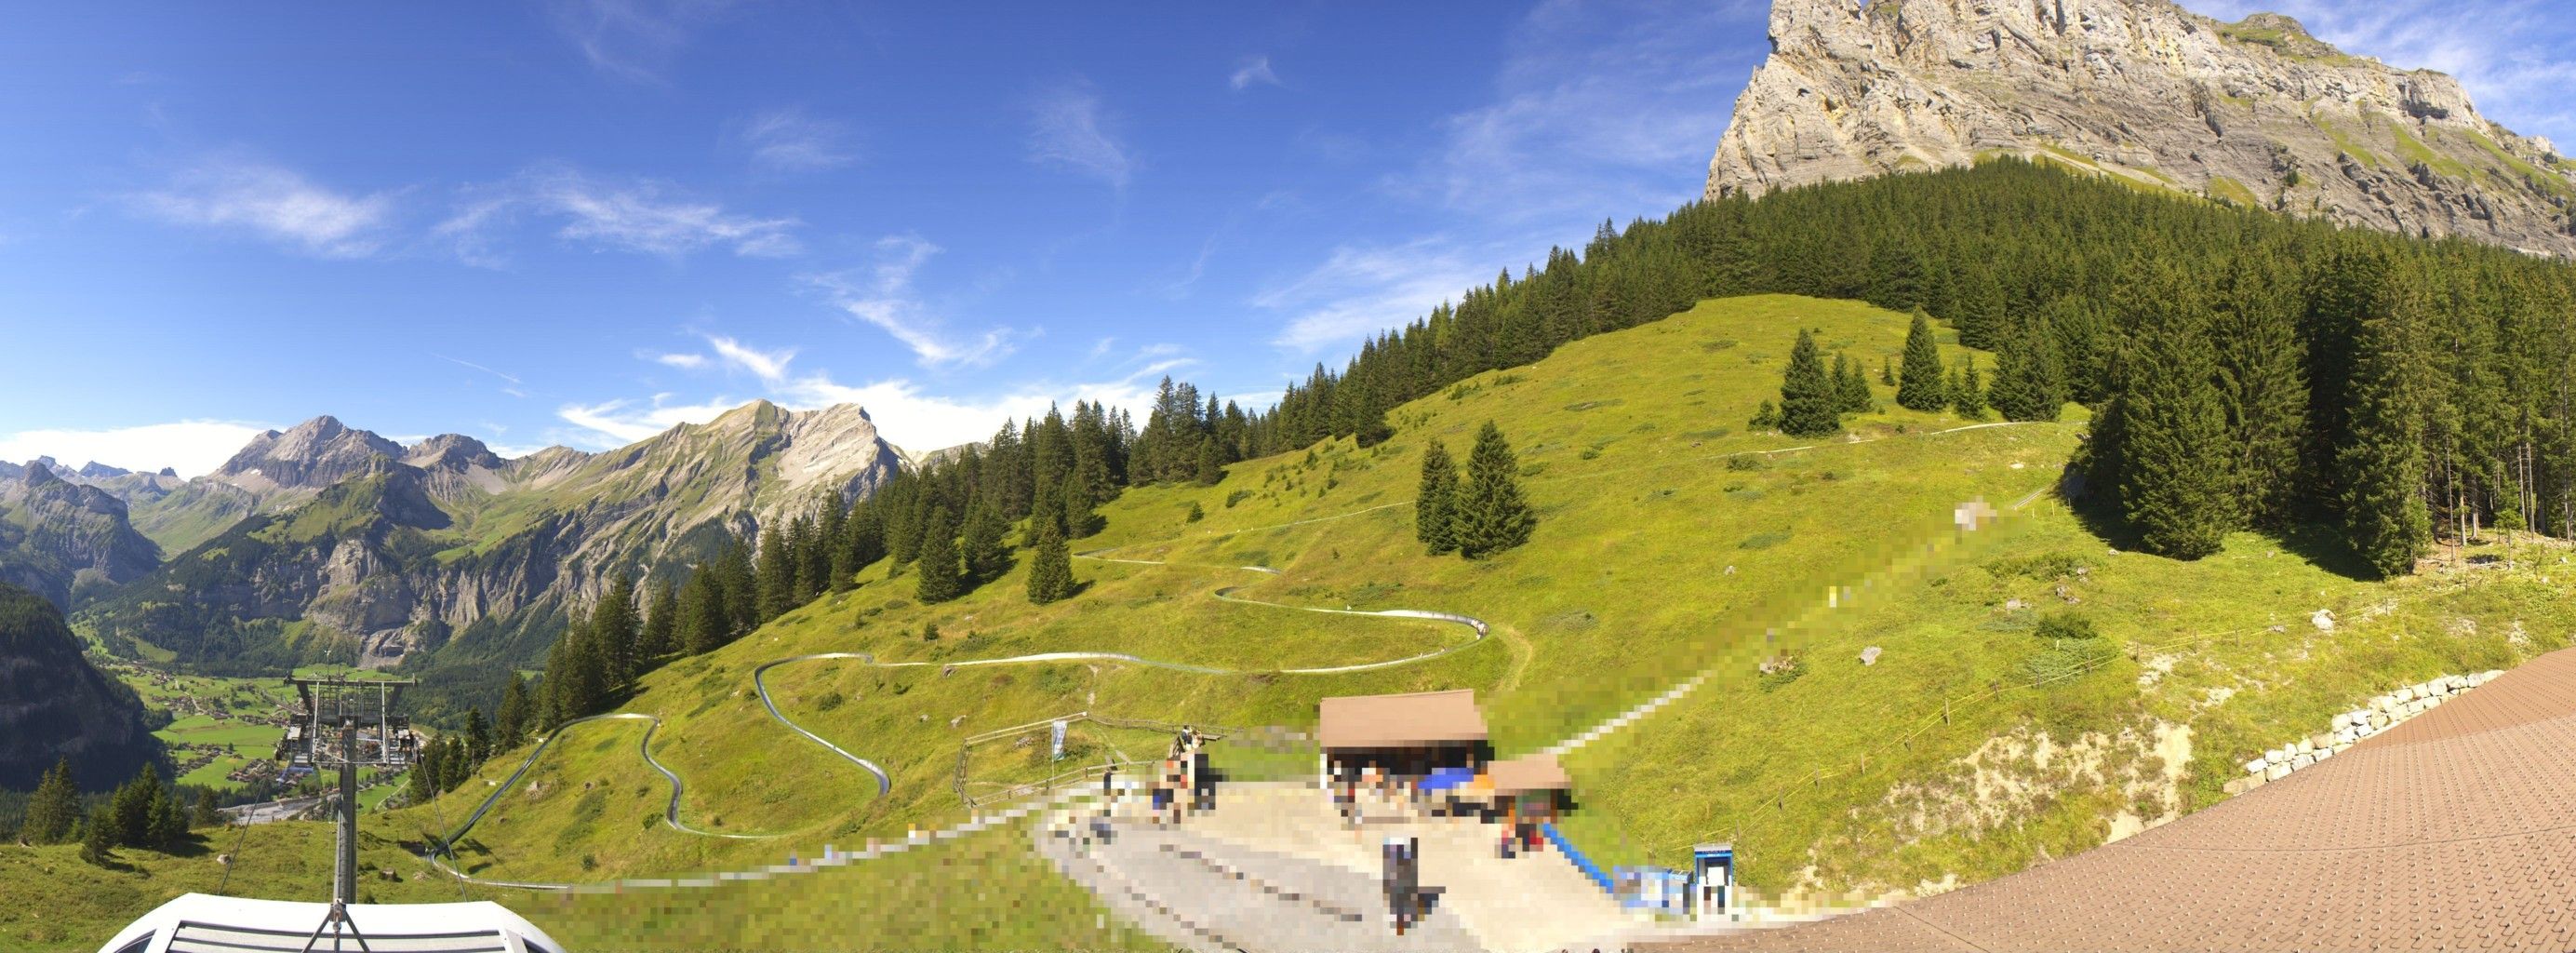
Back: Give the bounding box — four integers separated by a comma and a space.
954, 711, 1234, 809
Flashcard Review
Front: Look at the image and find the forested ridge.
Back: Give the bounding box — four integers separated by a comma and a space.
481, 157, 2576, 741
1231, 159, 2576, 574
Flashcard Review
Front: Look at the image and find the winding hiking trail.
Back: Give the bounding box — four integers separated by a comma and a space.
426, 419, 2053, 891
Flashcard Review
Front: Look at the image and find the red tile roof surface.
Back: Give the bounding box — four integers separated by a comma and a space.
1662, 646, 2576, 951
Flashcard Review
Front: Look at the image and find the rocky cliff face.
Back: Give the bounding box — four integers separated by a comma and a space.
1709, 0, 2576, 258
214, 415, 407, 494
0, 583, 159, 790
0, 463, 162, 609
117, 415, 409, 555
76, 400, 908, 671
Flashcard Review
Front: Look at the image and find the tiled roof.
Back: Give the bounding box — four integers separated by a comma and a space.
1662, 646, 2576, 951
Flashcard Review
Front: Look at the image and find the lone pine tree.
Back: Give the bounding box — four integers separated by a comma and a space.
22, 758, 80, 843
1024, 520, 1074, 604
1955, 264, 2009, 350
2341, 281, 2434, 578
639, 580, 677, 661
1455, 422, 1538, 558
2211, 252, 2310, 527
754, 525, 796, 623
1834, 353, 1874, 413
2113, 297, 2235, 559
1949, 356, 1988, 420
1416, 438, 1461, 555
594, 573, 639, 686
961, 498, 1010, 584
1987, 315, 2065, 423
678, 571, 729, 656
1777, 329, 1842, 437
496, 672, 531, 748
1897, 308, 1950, 411
914, 506, 966, 604
81, 804, 116, 866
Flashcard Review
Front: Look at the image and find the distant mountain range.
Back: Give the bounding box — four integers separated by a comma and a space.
8, 401, 909, 679
0, 463, 163, 609
1710, 0, 2576, 258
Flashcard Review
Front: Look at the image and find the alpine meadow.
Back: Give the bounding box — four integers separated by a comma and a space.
8, 2, 2576, 951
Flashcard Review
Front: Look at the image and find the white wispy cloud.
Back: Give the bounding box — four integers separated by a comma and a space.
803, 235, 1016, 367
548, 0, 740, 83
653, 352, 708, 369
435, 164, 799, 263
741, 107, 857, 172
1254, 238, 1488, 352
1230, 56, 1281, 90
1028, 81, 1137, 189
554, 393, 746, 445
434, 353, 523, 385
127, 156, 397, 258
0, 419, 277, 478
1398, 0, 1746, 222
704, 334, 796, 382
2185, 0, 2576, 144
1251, 0, 1754, 353
772, 372, 1172, 453
569, 336, 1191, 453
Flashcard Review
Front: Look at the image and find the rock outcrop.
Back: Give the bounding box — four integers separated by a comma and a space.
1710, 0, 2576, 258
213, 415, 407, 495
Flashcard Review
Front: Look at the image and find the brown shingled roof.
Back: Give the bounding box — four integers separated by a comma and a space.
1317, 689, 1488, 750
1661, 646, 2576, 951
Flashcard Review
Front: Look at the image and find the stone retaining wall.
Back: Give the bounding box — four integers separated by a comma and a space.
2222, 670, 2502, 796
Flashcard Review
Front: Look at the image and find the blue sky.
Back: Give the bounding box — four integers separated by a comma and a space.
1, 1, 2569, 476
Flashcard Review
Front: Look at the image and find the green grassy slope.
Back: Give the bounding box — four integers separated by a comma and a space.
1, 816, 1152, 953
0, 822, 480, 952
389, 295, 2048, 876
331, 292, 2568, 928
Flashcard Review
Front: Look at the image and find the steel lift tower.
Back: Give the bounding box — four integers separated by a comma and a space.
274, 675, 420, 945
96, 674, 563, 952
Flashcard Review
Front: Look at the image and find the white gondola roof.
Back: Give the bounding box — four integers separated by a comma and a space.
96, 893, 566, 953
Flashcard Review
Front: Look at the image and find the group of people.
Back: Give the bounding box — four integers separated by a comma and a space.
1083, 726, 1216, 850
1330, 762, 1421, 826
1145, 725, 1214, 824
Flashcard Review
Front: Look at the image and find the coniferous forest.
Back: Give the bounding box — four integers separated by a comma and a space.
1233, 159, 2576, 576
501, 157, 2576, 739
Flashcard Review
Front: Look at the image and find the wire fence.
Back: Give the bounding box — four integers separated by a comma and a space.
954, 711, 1236, 809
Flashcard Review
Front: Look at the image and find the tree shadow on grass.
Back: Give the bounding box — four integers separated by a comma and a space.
2267, 521, 2377, 583
2061, 470, 2143, 554
2058, 470, 2374, 582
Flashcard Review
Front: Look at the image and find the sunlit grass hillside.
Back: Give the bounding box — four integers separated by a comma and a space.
363, 292, 2574, 919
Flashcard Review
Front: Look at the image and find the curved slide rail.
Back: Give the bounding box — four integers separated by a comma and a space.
428, 712, 780, 889
445, 712, 777, 846
424, 418, 2046, 891
429, 559, 1488, 891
